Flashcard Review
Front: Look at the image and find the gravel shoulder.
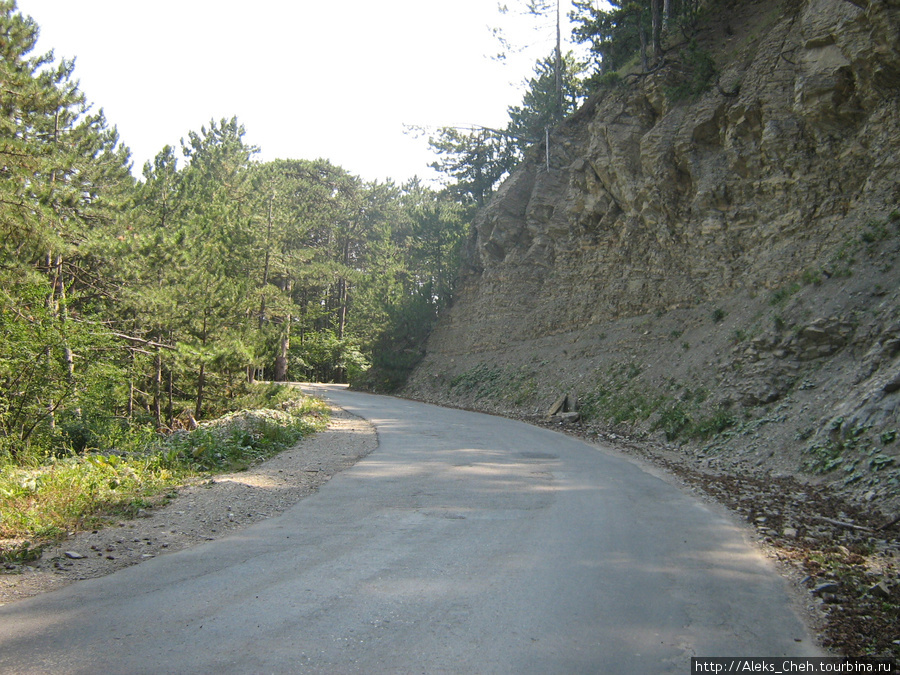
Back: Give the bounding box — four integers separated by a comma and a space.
0, 405, 377, 607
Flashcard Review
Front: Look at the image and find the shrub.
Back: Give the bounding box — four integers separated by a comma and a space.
665, 40, 717, 101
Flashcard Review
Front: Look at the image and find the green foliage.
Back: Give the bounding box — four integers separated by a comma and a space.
860, 219, 891, 244
801, 268, 823, 286
289, 331, 368, 384
768, 282, 801, 306
0, 540, 44, 564
358, 184, 469, 392
652, 399, 735, 442
800, 420, 900, 478
664, 39, 717, 101
450, 364, 507, 400
581, 385, 662, 425
0, 2, 134, 461
506, 51, 588, 148
688, 407, 736, 439
588, 71, 623, 90
571, 0, 706, 80
580, 365, 664, 426
156, 399, 327, 473
424, 42, 587, 205
571, 0, 646, 75
0, 392, 327, 543
426, 126, 518, 207
444, 363, 538, 405
578, 370, 735, 442
0, 450, 179, 541
359, 292, 436, 392
655, 401, 692, 441
0, 3, 475, 467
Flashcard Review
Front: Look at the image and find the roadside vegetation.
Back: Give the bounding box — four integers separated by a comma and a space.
0, 386, 327, 562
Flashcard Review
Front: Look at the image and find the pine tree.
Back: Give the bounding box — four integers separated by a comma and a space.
174, 118, 259, 418
506, 51, 587, 152
427, 127, 517, 207
0, 1, 133, 456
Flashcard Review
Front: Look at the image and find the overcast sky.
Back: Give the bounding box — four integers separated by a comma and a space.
16, 0, 589, 185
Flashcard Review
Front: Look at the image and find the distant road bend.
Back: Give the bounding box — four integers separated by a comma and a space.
0, 385, 822, 673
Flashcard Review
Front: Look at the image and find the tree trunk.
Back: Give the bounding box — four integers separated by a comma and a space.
639, 14, 648, 72
195, 362, 205, 420
153, 349, 162, 427
259, 192, 274, 327
127, 350, 135, 419
337, 280, 348, 341
651, 0, 662, 58
195, 315, 207, 419
337, 236, 350, 340
48, 253, 76, 382
166, 367, 174, 427
274, 314, 291, 382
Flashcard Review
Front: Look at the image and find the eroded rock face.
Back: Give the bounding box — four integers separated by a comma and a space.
407, 0, 900, 510
454, 0, 898, 346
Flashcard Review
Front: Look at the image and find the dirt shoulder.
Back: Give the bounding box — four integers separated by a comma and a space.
0, 405, 377, 607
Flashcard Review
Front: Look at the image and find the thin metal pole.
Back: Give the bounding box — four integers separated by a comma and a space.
545, 126, 550, 172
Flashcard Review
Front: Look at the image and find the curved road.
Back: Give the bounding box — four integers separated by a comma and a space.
0, 386, 821, 673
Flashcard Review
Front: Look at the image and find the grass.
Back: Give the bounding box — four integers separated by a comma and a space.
0, 388, 328, 556
160, 397, 327, 473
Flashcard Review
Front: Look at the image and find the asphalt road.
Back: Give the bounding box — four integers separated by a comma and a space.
0, 385, 822, 673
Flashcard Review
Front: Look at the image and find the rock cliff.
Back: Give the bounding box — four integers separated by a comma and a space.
405, 0, 900, 513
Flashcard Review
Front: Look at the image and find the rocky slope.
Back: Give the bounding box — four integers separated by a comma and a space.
405, 0, 900, 517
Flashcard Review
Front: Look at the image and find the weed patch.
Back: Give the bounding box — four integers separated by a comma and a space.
0, 392, 328, 547
652, 400, 735, 441
448, 364, 537, 405
768, 282, 801, 306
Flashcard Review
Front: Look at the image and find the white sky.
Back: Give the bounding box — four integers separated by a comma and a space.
16, 0, 588, 185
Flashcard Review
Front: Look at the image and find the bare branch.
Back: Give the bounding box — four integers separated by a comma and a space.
111, 332, 177, 351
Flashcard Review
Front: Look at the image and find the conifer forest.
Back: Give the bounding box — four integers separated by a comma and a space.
0, 0, 699, 477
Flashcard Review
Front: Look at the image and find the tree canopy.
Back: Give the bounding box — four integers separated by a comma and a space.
2, 0, 720, 462
0, 1, 472, 464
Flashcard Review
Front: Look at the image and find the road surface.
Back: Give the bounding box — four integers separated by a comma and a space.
0, 385, 821, 673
